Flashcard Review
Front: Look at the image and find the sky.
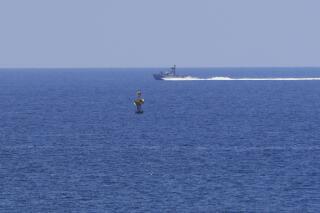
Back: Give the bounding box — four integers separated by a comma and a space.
0, 0, 319, 68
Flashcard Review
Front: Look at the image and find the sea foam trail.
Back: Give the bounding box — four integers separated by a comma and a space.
164, 76, 320, 81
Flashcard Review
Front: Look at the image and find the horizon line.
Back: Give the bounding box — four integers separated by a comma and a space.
1, 66, 320, 69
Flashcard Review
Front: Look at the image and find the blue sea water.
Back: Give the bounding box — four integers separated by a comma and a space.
0, 67, 320, 212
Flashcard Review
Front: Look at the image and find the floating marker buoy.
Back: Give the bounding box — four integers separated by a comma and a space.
134, 90, 144, 113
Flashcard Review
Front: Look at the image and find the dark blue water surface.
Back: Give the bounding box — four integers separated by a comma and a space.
1, 68, 320, 212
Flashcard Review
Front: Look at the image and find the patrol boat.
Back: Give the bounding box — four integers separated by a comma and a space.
153, 65, 185, 80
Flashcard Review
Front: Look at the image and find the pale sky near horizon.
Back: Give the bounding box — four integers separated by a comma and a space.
0, 0, 319, 68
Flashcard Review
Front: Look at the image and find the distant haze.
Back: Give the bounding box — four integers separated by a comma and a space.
0, 0, 319, 68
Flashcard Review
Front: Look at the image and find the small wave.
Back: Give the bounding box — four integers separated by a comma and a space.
164, 76, 320, 81
194, 146, 320, 152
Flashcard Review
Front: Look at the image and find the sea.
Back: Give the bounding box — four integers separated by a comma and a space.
1, 67, 320, 212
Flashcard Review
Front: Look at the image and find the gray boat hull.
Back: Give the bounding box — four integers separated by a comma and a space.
153, 74, 164, 80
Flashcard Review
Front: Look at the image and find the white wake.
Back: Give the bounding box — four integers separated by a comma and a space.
163, 76, 320, 81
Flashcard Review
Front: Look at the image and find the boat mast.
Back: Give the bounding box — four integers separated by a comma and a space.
172, 64, 176, 75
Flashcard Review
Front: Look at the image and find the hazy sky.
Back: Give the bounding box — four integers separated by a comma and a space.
0, 0, 319, 67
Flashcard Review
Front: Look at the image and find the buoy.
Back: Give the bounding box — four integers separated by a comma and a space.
134, 90, 144, 113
